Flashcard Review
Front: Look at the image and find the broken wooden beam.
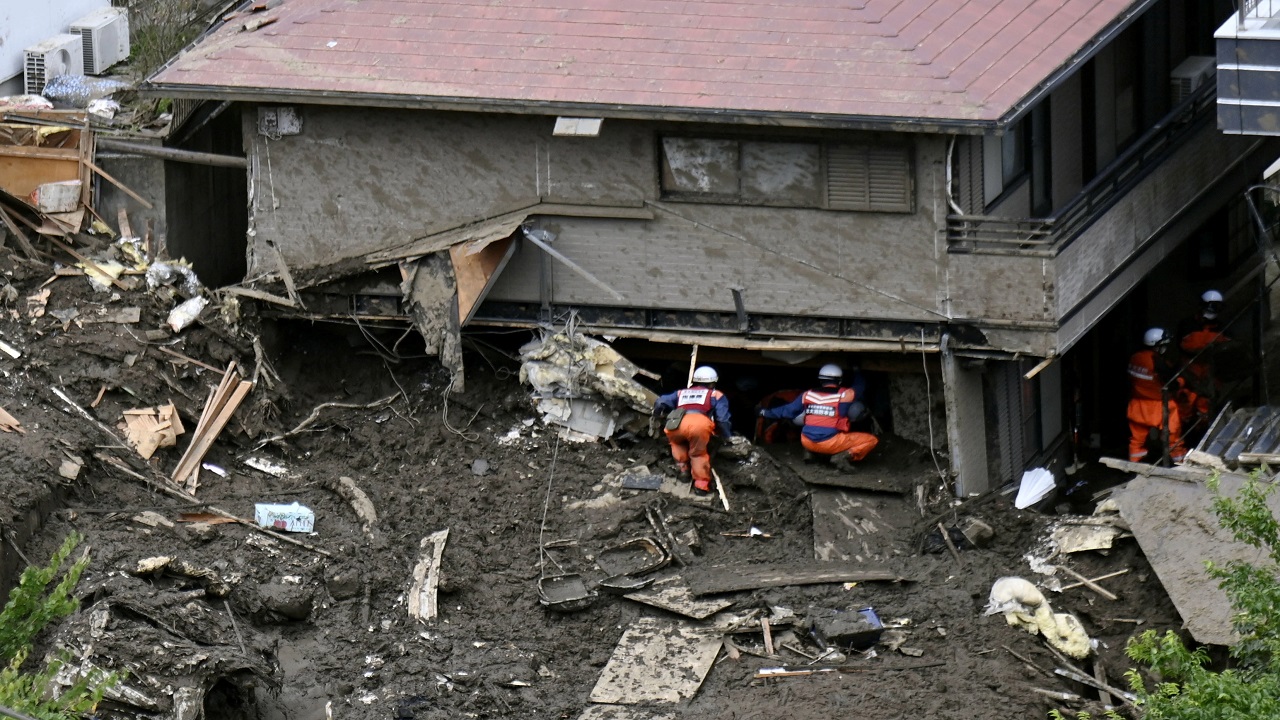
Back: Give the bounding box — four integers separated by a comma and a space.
96, 139, 248, 169
408, 529, 449, 622
686, 562, 905, 596
1057, 564, 1118, 601
84, 157, 153, 209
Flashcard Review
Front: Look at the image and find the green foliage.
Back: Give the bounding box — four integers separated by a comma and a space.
129, 0, 206, 80
0, 533, 115, 719
0, 534, 87, 661
1108, 473, 1280, 719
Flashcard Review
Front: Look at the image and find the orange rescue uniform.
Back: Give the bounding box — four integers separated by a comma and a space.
655, 386, 731, 493
1127, 348, 1186, 463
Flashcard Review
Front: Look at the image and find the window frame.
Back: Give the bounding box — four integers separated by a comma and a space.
657, 134, 914, 213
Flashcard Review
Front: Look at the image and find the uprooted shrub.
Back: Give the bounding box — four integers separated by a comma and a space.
0, 533, 115, 719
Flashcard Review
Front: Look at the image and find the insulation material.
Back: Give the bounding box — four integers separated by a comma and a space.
519, 329, 657, 440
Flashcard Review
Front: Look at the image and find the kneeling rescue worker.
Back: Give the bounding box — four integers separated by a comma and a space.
653, 366, 731, 495
1127, 328, 1187, 464
759, 364, 878, 468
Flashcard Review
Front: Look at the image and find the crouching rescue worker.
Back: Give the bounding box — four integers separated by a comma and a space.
1128, 328, 1187, 464
653, 366, 731, 495
759, 364, 878, 468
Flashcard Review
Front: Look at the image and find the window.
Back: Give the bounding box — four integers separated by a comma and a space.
659, 136, 912, 212
982, 118, 1031, 207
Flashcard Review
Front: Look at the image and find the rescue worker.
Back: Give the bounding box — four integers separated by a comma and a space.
759, 364, 878, 468
653, 366, 732, 495
1127, 328, 1187, 464
1176, 289, 1229, 431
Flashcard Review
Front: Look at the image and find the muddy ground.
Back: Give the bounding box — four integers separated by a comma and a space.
0, 251, 1184, 720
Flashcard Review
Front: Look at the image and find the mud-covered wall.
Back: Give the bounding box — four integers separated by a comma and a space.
242, 107, 649, 274
244, 105, 953, 323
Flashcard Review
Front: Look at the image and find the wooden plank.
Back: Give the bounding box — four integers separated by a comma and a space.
686, 562, 905, 596
171, 380, 252, 486
801, 470, 912, 494
408, 529, 450, 622
589, 617, 721, 704
0, 155, 80, 198
623, 575, 735, 620
450, 234, 515, 326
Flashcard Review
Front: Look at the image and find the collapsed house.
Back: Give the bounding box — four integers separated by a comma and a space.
143, 0, 1279, 495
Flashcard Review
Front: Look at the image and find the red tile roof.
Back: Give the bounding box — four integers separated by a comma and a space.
150, 0, 1146, 127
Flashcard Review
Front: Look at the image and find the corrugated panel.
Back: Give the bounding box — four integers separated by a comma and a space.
150, 0, 1147, 126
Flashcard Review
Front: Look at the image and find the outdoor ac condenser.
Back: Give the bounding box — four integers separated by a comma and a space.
23, 34, 84, 95
71, 7, 131, 75
1170, 55, 1216, 105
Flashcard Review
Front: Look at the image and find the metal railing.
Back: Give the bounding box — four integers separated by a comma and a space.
946, 81, 1217, 255
1241, 0, 1278, 25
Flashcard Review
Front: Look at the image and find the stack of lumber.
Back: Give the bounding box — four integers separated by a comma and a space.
172, 362, 253, 493
119, 402, 184, 459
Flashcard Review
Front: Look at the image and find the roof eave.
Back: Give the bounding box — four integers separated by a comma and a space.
139, 81, 1000, 135
995, 0, 1159, 129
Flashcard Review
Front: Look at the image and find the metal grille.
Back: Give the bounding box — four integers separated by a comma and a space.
23, 54, 46, 95
80, 30, 96, 74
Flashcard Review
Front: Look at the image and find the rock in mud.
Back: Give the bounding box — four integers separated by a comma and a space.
258, 581, 315, 621
325, 568, 363, 600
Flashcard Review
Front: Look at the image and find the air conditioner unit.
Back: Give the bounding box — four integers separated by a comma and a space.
71, 7, 130, 75
1170, 55, 1216, 104
23, 34, 84, 95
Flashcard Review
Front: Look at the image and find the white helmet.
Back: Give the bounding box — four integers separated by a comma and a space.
1143, 327, 1170, 347
818, 364, 843, 383
692, 366, 718, 384
1201, 290, 1223, 320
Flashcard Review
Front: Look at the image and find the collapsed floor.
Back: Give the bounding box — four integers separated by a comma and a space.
0, 254, 1188, 720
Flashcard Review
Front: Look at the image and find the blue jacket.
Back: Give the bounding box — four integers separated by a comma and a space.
655, 386, 733, 438
762, 384, 863, 442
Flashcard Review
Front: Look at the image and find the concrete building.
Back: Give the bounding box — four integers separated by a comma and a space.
146, 0, 1276, 496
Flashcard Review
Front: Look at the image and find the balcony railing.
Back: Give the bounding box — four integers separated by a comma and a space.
1240, 0, 1278, 25
945, 81, 1217, 255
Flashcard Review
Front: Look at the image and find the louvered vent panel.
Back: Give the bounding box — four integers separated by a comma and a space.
827, 145, 869, 210
81, 31, 95, 74
866, 147, 911, 211
24, 55, 45, 95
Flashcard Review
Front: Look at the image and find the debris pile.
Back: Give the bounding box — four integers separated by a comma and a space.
519, 328, 658, 440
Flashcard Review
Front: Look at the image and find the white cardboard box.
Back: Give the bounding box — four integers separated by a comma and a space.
254, 502, 315, 533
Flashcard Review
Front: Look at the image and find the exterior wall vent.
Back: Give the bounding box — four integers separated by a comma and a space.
1170, 55, 1216, 104
23, 34, 84, 95
70, 7, 130, 75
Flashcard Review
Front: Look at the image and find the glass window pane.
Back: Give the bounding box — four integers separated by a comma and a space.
741, 141, 821, 206
661, 138, 739, 194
